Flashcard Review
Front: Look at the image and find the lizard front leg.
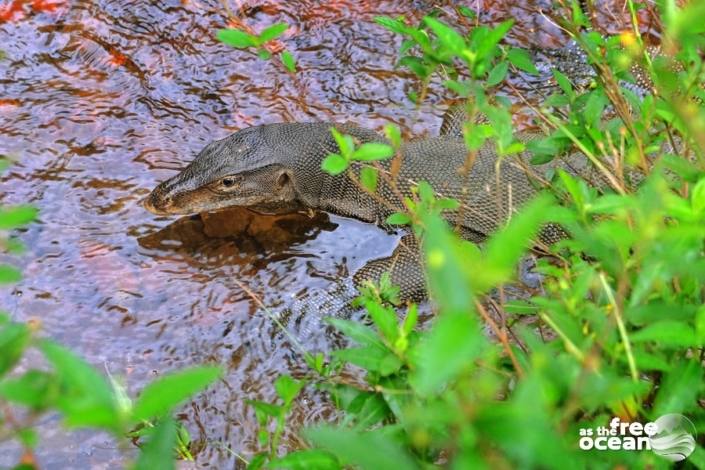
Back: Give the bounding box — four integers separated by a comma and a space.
353, 234, 427, 302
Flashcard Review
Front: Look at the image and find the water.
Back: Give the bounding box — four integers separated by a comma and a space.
0, 0, 653, 467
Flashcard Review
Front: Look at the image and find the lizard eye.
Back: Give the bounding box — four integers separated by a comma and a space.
221, 177, 237, 188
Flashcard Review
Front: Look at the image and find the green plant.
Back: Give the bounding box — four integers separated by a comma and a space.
217, 22, 297, 73
245, 375, 315, 470
241, 2, 705, 469
0, 157, 223, 469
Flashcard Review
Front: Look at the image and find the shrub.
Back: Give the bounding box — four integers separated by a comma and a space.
224, 2, 705, 468
0, 157, 222, 469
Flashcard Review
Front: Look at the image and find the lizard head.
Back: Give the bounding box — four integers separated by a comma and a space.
144, 125, 306, 216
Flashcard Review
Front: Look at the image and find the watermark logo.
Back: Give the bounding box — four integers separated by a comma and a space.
649, 414, 697, 462
579, 415, 696, 462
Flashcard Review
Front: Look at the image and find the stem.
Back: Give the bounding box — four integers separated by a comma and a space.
539, 312, 586, 363
546, 116, 626, 194
232, 278, 312, 362
599, 273, 638, 382
474, 300, 525, 378
270, 408, 288, 458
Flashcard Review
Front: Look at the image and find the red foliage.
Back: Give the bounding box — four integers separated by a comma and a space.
31, 0, 64, 13
0, 0, 26, 22
0, 0, 65, 23
109, 51, 128, 67
0, 98, 21, 106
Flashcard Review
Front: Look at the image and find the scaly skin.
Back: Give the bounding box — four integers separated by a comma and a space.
145, 121, 594, 300
145, 41, 661, 300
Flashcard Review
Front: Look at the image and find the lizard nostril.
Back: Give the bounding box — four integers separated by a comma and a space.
143, 191, 173, 214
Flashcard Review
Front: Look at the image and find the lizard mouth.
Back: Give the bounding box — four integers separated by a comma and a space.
142, 195, 175, 216
142, 187, 264, 217
142, 190, 194, 216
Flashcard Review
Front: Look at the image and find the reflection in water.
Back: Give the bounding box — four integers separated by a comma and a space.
138, 206, 336, 257
0, 0, 647, 467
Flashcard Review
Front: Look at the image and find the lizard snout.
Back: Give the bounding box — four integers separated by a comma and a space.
143, 187, 174, 215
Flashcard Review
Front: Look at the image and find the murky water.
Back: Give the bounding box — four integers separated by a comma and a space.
0, 0, 655, 467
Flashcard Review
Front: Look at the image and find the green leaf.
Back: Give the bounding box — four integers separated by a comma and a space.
332, 347, 402, 376
506, 48, 539, 74
410, 310, 484, 396
0, 370, 57, 409
248, 453, 268, 470
280, 50, 296, 73
365, 301, 398, 344
471, 20, 514, 65
176, 422, 191, 448
482, 193, 554, 288
558, 169, 586, 208
374, 16, 408, 35
691, 177, 705, 214
39, 340, 119, 429
330, 128, 355, 157
458, 6, 475, 18
133, 417, 176, 470
0, 205, 38, 229
0, 264, 22, 284
399, 39, 415, 55
661, 154, 701, 182
385, 212, 411, 225
444, 79, 471, 96
399, 56, 430, 79
696, 306, 705, 346
4, 238, 24, 254
384, 124, 401, 148
17, 428, 38, 449
274, 375, 303, 405
417, 181, 435, 204
484, 106, 514, 151
217, 29, 257, 49
583, 90, 608, 126
325, 318, 385, 349
486, 61, 509, 86
321, 154, 349, 176
0, 322, 30, 375
503, 141, 525, 155
504, 301, 538, 315
402, 304, 418, 336
257, 49, 271, 60
689, 446, 705, 470
268, 450, 340, 470
305, 425, 417, 470
653, 359, 703, 416
248, 399, 282, 420
132, 366, 221, 421
527, 135, 562, 162
424, 17, 466, 54
348, 392, 391, 428
436, 198, 460, 210
632, 350, 671, 371
258, 23, 288, 43
421, 213, 473, 311
552, 69, 574, 98
353, 143, 393, 161
630, 321, 697, 347
360, 167, 378, 192
305, 352, 326, 374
